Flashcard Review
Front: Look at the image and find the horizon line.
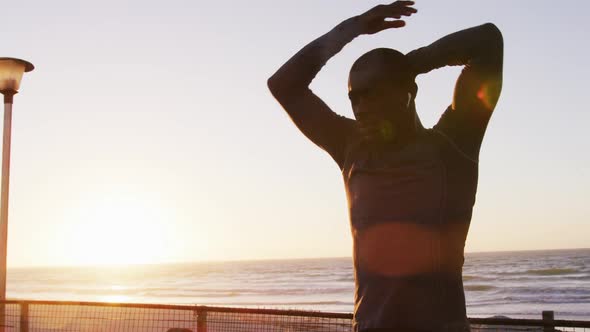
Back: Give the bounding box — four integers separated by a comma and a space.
8, 247, 589, 270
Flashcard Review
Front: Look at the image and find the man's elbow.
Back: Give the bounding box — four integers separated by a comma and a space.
268, 70, 294, 99
267, 74, 305, 103
267, 74, 283, 98
482, 23, 503, 52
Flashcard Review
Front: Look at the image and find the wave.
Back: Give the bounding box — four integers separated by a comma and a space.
465, 285, 496, 292
525, 268, 579, 276
496, 268, 582, 277
462, 275, 495, 282
144, 287, 353, 298
467, 296, 590, 307
201, 301, 353, 306
334, 276, 355, 282
20, 286, 354, 298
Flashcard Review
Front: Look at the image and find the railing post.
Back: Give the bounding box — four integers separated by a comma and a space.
0, 302, 5, 332
196, 309, 207, 332
19, 302, 28, 332
542, 310, 555, 332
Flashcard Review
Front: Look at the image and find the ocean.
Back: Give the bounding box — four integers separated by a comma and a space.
7, 249, 590, 320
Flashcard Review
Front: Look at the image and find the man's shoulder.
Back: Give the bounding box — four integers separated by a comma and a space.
423, 127, 480, 164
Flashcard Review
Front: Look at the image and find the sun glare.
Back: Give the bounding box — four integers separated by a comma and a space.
60, 190, 175, 267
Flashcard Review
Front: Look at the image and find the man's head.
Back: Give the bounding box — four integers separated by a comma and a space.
348, 48, 418, 142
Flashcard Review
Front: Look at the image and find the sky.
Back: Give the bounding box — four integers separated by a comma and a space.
1, 0, 589, 267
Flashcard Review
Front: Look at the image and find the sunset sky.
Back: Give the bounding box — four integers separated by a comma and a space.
2, 0, 589, 267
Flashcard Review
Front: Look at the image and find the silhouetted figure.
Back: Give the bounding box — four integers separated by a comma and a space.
268, 1, 503, 331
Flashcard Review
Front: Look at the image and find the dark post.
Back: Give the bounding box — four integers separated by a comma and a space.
196, 309, 207, 332
19, 302, 28, 332
0, 58, 34, 332
0, 91, 15, 332
542, 310, 555, 332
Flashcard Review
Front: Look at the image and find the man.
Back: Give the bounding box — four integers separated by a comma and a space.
267, 1, 503, 331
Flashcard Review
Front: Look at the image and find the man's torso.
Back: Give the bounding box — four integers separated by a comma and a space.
342, 128, 477, 331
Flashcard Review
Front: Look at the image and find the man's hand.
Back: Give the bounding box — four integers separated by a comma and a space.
350, 1, 417, 36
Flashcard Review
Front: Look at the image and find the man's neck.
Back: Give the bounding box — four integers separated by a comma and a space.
387, 112, 424, 148
368, 124, 421, 152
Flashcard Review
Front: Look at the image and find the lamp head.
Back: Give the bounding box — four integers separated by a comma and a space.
0, 58, 34, 98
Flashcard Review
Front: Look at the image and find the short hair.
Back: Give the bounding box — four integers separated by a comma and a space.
350, 48, 415, 88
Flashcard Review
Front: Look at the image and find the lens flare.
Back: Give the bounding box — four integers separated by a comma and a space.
476, 80, 501, 111
379, 120, 395, 142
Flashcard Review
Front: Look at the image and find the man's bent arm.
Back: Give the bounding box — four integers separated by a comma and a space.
407, 23, 504, 159
268, 1, 417, 166
267, 19, 359, 166
407, 24, 502, 73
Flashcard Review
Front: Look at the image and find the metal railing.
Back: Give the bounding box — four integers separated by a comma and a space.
1, 300, 588, 331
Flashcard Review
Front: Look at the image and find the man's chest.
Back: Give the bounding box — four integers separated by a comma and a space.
343, 135, 477, 230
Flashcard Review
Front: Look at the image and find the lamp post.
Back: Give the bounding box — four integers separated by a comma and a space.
0, 58, 34, 307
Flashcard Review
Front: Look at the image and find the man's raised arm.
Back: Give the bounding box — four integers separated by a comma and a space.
407, 23, 504, 160
268, 1, 417, 166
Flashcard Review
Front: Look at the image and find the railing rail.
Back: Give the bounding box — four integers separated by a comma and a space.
1, 299, 588, 331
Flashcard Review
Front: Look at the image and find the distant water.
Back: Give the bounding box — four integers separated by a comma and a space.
7, 249, 590, 320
